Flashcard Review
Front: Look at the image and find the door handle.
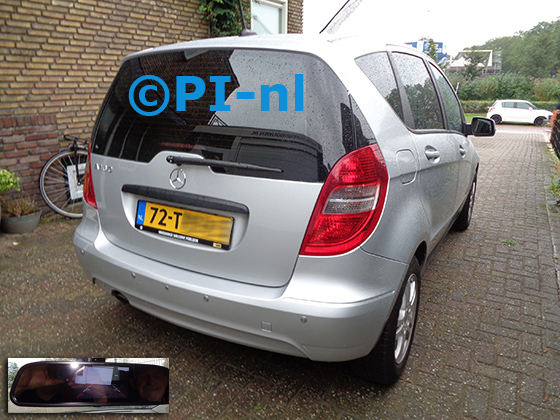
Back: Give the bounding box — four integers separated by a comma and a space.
424, 148, 440, 161
459, 145, 467, 157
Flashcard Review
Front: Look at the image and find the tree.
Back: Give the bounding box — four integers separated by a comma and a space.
461, 50, 488, 80
8, 362, 18, 389
475, 19, 560, 77
198, 0, 251, 37
513, 21, 559, 77
421, 37, 448, 70
421, 37, 438, 62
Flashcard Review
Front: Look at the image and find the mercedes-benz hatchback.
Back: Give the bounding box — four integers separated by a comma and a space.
74, 34, 494, 384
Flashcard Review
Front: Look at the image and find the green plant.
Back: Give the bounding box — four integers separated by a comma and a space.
0, 197, 39, 217
501, 239, 518, 247
198, 0, 251, 37
0, 168, 20, 195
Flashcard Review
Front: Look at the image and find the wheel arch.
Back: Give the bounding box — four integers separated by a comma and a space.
533, 116, 546, 126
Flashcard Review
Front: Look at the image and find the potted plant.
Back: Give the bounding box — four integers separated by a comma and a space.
0, 168, 20, 224
0, 196, 42, 234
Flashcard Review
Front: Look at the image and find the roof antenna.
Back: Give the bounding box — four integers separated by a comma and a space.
238, 0, 257, 36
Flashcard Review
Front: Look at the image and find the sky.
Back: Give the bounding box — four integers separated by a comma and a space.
303, 0, 560, 57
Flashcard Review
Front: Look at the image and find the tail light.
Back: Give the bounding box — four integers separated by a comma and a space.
488, 107, 495, 113
83, 141, 97, 209
300, 144, 388, 256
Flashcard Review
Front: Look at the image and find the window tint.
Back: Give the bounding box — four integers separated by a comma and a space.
92, 49, 371, 182
429, 63, 464, 132
391, 53, 444, 130
355, 52, 403, 120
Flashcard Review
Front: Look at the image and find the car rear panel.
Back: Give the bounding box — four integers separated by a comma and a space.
88, 47, 371, 288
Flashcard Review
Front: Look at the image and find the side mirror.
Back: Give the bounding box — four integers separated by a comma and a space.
466, 117, 495, 137
9, 361, 169, 413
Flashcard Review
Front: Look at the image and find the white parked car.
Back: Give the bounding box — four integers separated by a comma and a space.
487, 99, 552, 126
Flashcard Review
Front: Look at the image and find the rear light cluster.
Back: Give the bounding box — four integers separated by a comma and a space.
300, 144, 388, 256
83, 141, 97, 209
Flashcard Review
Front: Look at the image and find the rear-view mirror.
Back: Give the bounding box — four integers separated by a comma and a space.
469, 117, 496, 137
9, 361, 169, 413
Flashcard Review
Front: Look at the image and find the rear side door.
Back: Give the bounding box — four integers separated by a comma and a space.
389, 52, 460, 244
428, 62, 476, 209
500, 101, 518, 122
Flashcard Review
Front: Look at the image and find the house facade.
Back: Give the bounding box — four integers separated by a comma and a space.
0, 0, 303, 209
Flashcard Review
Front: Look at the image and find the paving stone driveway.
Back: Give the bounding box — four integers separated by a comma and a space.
1, 126, 560, 419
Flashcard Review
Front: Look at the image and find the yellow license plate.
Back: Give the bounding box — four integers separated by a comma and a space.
135, 200, 233, 249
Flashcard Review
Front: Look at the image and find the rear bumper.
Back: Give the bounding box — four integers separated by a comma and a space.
73, 213, 406, 362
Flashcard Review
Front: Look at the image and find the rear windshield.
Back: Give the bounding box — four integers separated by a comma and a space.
92, 48, 373, 182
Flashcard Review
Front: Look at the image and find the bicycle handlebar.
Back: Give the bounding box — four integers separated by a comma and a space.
63, 135, 89, 144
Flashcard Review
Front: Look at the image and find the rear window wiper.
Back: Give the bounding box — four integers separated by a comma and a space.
166, 155, 283, 174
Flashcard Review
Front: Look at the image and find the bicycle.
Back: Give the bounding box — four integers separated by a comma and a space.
39, 135, 89, 219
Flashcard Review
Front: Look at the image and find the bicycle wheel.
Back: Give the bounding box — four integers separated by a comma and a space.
39, 149, 88, 218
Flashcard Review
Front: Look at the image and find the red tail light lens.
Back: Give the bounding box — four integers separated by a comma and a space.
300, 144, 388, 256
83, 142, 97, 209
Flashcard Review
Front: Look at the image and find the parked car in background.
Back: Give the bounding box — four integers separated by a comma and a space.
487, 99, 552, 126
74, 34, 494, 385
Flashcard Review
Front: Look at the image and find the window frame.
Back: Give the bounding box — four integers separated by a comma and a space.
388, 51, 445, 132
355, 49, 468, 136
426, 61, 467, 134
251, 0, 288, 35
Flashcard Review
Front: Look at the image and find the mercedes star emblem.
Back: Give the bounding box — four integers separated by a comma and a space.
169, 168, 187, 189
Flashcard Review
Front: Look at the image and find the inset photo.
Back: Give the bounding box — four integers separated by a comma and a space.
8, 358, 169, 414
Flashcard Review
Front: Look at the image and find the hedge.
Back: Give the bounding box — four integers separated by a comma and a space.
448, 73, 560, 103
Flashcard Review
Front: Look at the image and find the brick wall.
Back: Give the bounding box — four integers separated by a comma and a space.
0, 0, 208, 212
287, 0, 303, 34
0, 0, 302, 214
0, 114, 58, 206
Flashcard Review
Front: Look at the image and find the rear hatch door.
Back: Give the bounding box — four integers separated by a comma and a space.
90, 47, 361, 287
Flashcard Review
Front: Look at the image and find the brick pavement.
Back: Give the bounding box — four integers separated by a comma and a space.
1, 126, 559, 419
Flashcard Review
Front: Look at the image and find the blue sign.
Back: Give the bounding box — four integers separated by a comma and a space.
406, 41, 448, 66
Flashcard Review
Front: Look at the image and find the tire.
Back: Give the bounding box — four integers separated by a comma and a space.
534, 117, 545, 126
39, 149, 88, 218
453, 175, 476, 231
352, 257, 420, 384
490, 114, 501, 124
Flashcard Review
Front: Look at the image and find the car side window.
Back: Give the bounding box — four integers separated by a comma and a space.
503, 102, 515, 108
355, 52, 404, 121
429, 63, 464, 132
517, 102, 530, 110
391, 53, 444, 130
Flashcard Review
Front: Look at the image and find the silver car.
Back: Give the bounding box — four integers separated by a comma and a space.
74, 35, 494, 384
